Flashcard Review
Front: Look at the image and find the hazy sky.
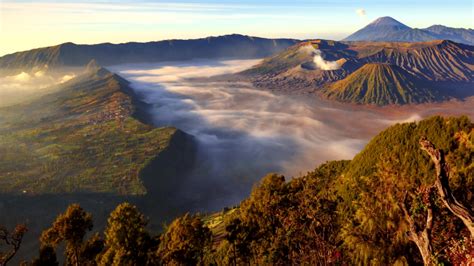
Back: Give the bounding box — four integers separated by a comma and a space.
0, 0, 473, 56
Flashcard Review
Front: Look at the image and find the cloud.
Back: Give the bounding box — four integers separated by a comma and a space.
0, 70, 68, 107
109, 58, 474, 212
356, 8, 366, 18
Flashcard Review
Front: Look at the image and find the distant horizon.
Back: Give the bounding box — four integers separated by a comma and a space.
1, 0, 473, 56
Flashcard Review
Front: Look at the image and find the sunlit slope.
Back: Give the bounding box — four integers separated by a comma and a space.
321, 63, 440, 105
241, 39, 473, 104
202, 116, 473, 264
0, 65, 195, 195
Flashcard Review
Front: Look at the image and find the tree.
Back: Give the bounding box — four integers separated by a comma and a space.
0, 224, 27, 266
157, 213, 212, 265
399, 186, 435, 265
31, 245, 59, 266
40, 204, 100, 266
420, 137, 474, 237
98, 202, 151, 265
224, 217, 257, 265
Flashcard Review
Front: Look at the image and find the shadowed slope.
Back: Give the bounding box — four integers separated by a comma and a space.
0, 34, 298, 76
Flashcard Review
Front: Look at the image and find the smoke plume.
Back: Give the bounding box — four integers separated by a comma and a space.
312, 49, 341, 70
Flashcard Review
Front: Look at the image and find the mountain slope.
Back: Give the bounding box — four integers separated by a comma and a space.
344, 17, 412, 41
0, 34, 299, 76
344, 16, 474, 45
241, 40, 360, 92
321, 63, 439, 105
240, 39, 473, 104
424, 25, 474, 44
204, 116, 473, 265
0, 65, 195, 195
361, 40, 474, 82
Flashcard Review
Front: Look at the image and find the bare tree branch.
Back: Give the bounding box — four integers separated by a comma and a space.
419, 136, 474, 238
0, 224, 27, 266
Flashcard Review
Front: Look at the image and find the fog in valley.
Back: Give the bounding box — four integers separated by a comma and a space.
2, 59, 474, 263
111, 59, 474, 211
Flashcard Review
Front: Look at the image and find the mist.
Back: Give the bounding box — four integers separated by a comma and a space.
111, 59, 474, 211
0, 71, 76, 107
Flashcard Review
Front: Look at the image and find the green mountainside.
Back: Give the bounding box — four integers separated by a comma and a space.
321, 63, 440, 105
10, 116, 471, 265
201, 116, 473, 265
0, 65, 195, 195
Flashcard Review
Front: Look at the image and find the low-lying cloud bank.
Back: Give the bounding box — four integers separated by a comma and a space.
111, 59, 474, 211
0, 71, 75, 107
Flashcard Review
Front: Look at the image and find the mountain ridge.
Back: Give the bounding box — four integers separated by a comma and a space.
0, 34, 299, 76
240, 39, 474, 105
344, 16, 474, 45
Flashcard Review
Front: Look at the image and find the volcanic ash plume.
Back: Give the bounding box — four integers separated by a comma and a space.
313, 49, 341, 70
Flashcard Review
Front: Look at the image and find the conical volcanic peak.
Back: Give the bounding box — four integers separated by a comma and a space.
368, 16, 410, 28
344, 16, 474, 44
321, 63, 441, 105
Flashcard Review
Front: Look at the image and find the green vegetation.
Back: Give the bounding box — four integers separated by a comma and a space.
322, 63, 441, 105
2, 113, 473, 265
99, 203, 152, 265
39, 204, 99, 266
156, 213, 212, 265
0, 66, 188, 195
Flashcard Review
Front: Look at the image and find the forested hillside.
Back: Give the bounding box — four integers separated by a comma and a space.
3, 116, 472, 265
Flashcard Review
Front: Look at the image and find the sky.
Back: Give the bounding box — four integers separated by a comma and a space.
0, 0, 473, 56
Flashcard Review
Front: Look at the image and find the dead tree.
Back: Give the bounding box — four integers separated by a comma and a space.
400, 189, 434, 265
419, 137, 474, 238
0, 224, 28, 266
